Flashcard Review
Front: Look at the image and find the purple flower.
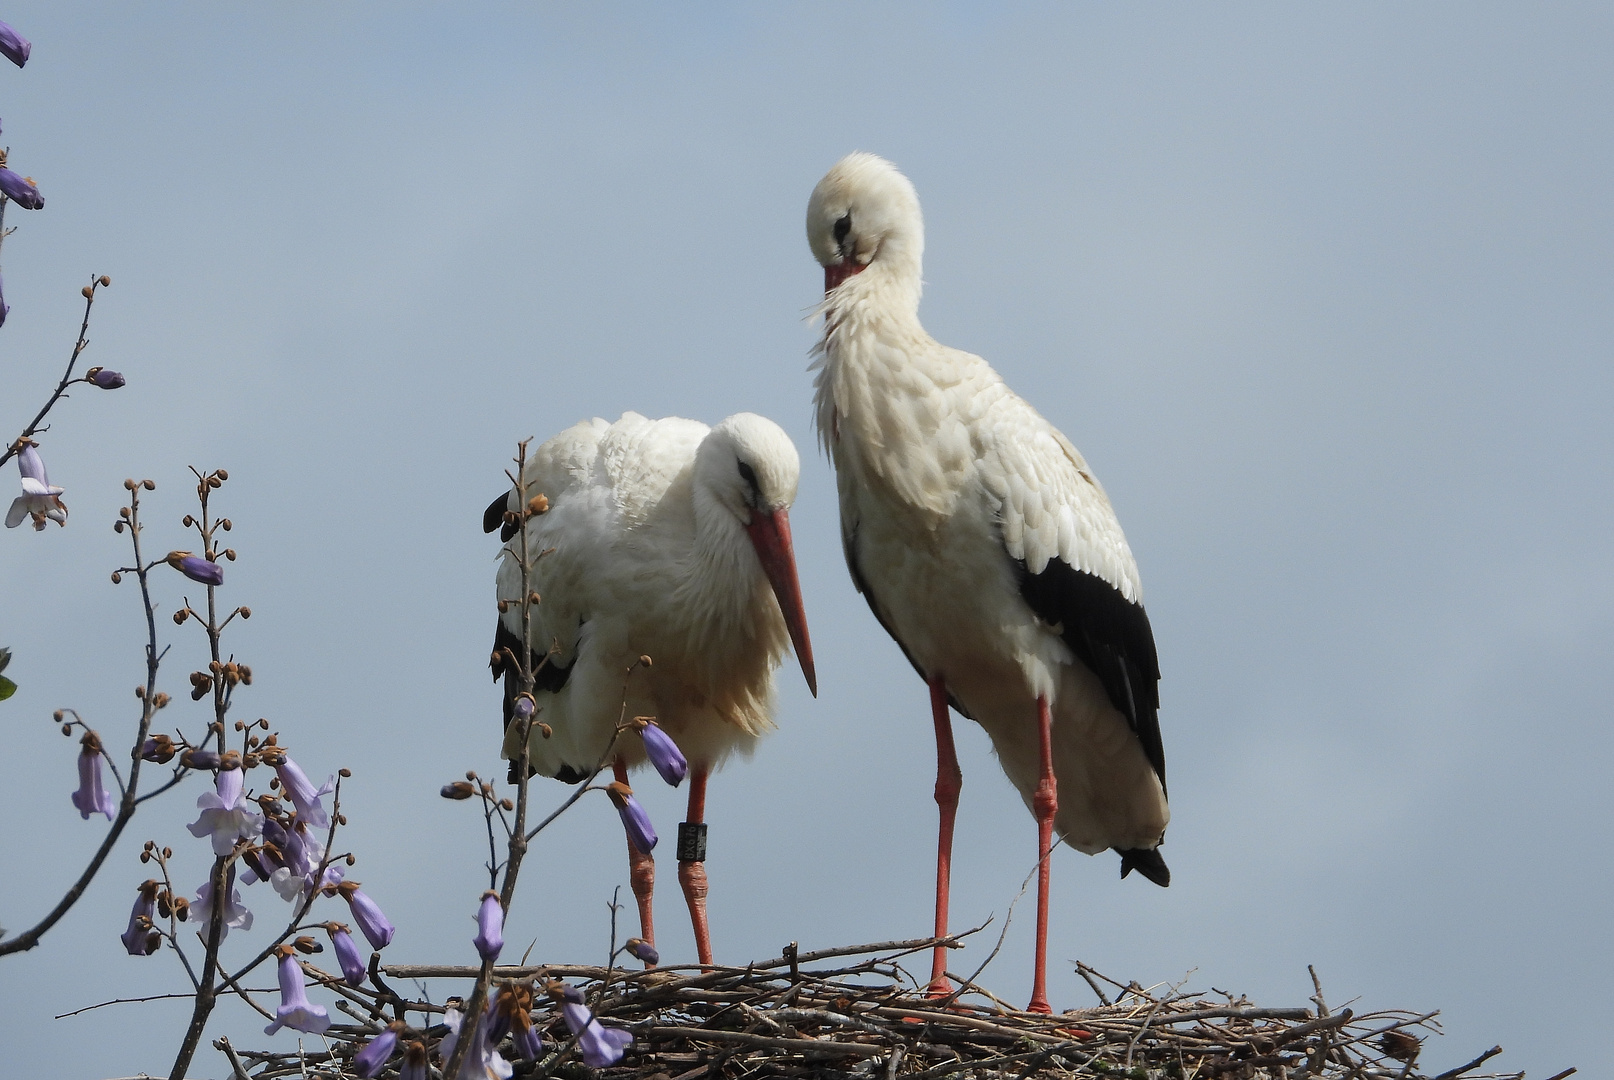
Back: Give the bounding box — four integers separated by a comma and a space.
0, 22, 30, 68
327, 923, 366, 986
439, 1003, 513, 1080
193, 869, 254, 940
269, 753, 333, 829
180, 746, 220, 770
70, 732, 115, 820
253, 818, 337, 901
562, 1001, 633, 1068
624, 937, 659, 966
473, 890, 504, 962
167, 551, 223, 586
513, 694, 535, 721
400, 1041, 429, 1080
264, 948, 330, 1036
120, 880, 161, 956
186, 754, 263, 856
87, 367, 126, 389
0, 167, 42, 209
606, 781, 656, 853
140, 735, 177, 763
354, 1023, 401, 1078
636, 719, 688, 787
7, 443, 67, 531
511, 1021, 543, 1061
339, 881, 395, 950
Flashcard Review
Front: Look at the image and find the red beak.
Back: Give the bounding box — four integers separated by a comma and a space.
824, 260, 866, 293
746, 507, 817, 697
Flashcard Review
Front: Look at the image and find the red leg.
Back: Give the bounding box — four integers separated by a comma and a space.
614, 758, 656, 962
928, 676, 962, 999
677, 766, 713, 967
1028, 695, 1057, 1014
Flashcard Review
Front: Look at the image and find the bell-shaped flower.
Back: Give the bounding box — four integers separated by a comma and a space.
473, 891, 504, 962
166, 551, 223, 586
624, 937, 659, 966
354, 1021, 402, 1078
70, 731, 115, 820
180, 746, 220, 770
400, 1040, 429, 1080
140, 734, 177, 764
555, 987, 633, 1069
7, 444, 67, 531
0, 166, 42, 209
261, 819, 338, 901
338, 881, 395, 950
635, 719, 688, 787
186, 752, 263, 856
86, 366, 126, 389
264, 749, 333, 829
0, 21, 29, 68
120, 880, 161, 956
606, 781, 656, 853
263, 947, 330, 1036
192, 869, 254, 940
439, 1002, 513, 1080
328, 922, 367, 986
511, 1020, 543, 1062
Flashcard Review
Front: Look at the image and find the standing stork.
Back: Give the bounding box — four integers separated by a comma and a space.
805, 153, 1168, 1013
483, 411, 816, 965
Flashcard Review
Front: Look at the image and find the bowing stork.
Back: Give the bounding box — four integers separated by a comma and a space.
483, 412, 816, 965
806, 153, 1168, 1013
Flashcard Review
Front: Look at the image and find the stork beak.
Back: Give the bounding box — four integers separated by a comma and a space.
824, 260, 865, 293
746, 507, 817, 697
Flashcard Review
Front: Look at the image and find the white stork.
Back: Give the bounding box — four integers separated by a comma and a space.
483, 411, 816, 965
806, 153, 1168, 1013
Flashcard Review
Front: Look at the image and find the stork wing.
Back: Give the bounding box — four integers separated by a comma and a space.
978, 390, 1165, 792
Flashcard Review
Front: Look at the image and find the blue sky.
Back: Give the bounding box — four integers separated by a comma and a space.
0, 5, 1609, 1077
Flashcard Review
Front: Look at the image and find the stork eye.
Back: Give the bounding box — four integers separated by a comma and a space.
737, 461, 759, 494
833, 213, 851, 246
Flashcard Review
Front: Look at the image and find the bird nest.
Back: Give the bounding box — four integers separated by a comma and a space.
216, 935, 1542, 1080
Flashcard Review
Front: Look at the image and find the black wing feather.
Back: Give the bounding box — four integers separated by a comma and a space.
1014, 556, 1165, 795
483, 492, 519, 542
489, 618, 579, 783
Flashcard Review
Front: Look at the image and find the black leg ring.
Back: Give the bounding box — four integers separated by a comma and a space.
677, 821, 707, 862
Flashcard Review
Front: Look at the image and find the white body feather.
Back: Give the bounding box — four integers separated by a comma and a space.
810, 154, 1168, 855
495, 412, 794, 776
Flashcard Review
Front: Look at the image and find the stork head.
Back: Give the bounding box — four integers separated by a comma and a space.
696, 414, 817, 696
806, 152, 924, 295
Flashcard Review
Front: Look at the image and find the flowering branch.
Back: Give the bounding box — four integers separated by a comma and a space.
0, 478, 174, 956
0, 275, 117, 473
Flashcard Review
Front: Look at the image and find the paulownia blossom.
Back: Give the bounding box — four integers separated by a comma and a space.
186, 752, 263, 856
473, 891, 504, 962
551, 982, 633, 1068
354, 1021, 402, 1078
192, 868, 253, 940
264, 947, 330, 1036
337, 881, 395, 950
606, 781, 657, 853
0, 21, 29, 68
166, 551, 223, 586
7, 444, 67, 531
70, 731, 114, 820
120, 880, 161, 956
636, 718, 688, 787
0, 166, 41, 208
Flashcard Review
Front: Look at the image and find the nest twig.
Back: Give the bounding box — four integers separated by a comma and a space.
218, 933, 1541, 1080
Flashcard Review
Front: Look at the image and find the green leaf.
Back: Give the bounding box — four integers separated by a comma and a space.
0, 675, 15, 701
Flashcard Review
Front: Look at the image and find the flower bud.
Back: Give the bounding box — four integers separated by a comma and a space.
440, 781, 475, 800
166, 551, 224, 586
85, 367, 126, 389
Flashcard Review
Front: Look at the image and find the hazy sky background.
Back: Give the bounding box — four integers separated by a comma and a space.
1, 5, 1609, 1077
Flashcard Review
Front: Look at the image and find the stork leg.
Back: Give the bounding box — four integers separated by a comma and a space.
927, 675, 962, 999
614, 758, 656, 962
677, 767, 713, 967
1028, 694, 1057, 1014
